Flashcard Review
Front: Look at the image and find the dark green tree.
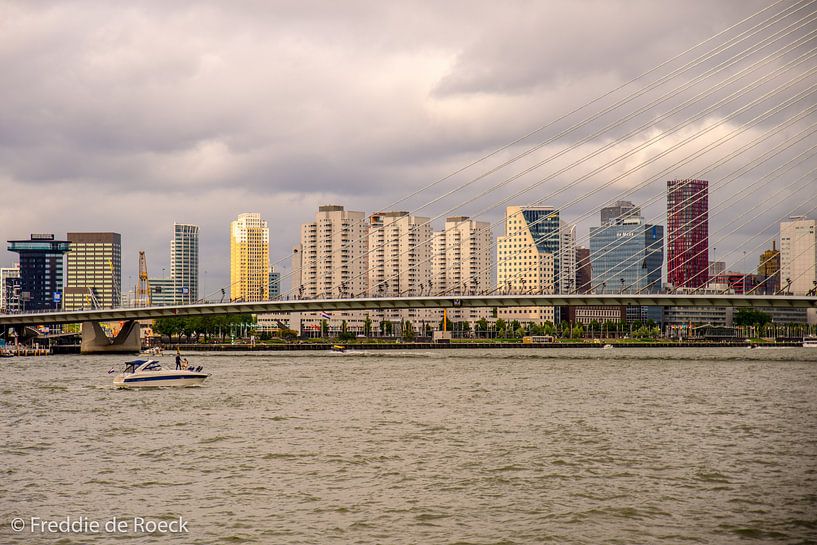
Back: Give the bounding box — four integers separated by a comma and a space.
734, 309, 772, 326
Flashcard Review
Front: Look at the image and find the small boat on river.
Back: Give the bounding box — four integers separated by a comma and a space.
112, 359, 209, 388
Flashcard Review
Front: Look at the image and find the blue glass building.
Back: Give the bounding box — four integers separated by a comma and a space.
589, 219, 663, 294
522, 208, 561, 284
8, 234, 71, 311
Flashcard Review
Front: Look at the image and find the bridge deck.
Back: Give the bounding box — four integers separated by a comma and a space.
0, 294, 815, 326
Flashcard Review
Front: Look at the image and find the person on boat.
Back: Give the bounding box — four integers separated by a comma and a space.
182, 358, 189, 370
175, 352, 182, 370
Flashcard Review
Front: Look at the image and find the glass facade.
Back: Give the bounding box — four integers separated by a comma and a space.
269, 270, 280, 298
171, 224, 199, 304
589, 220, 664, 294
667, 179, 709, 288
8, 235, 71, 311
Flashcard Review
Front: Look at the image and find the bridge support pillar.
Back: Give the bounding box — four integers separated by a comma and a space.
80, 320, 141, 354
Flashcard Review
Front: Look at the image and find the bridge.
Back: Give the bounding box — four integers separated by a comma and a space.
1, 294, 815, 353
1, 294, 816, 327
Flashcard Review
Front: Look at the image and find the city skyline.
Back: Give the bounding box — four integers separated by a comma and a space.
3, 203, 815, 305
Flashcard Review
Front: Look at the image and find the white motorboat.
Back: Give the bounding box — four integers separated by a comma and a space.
804, 337, 817, 348
602, 344, 614, 350
112, 359, 209, 388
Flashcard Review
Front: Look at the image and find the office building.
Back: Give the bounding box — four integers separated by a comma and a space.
780, 216, 817, 295
708, 261, 726, 278
709, 271, 758, 295
0, 264, 20, 312
589, 217, 663, 294
560, 224, 576, 295
601, 200, 640, 226
667, 179, 709, 289
663, 287, 733, 330
575, 247, 591, 294
269, 268, 280, 299
63, 232, 121, 310
171, 223, 199, 304
497, 206, 560, 323
230, 213, 270, 302
148, 278, 175, 306
7, 234, 71, 311
757, 241, 781, 294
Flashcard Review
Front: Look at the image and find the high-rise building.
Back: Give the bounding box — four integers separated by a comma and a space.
497, 206, 560, 323
149, 278, 175, 306
230, 213, 270, 302
601, 201, 641, 226
667, 179, 709, 289
7, 234, 71, 311
0, 264, 20, 312
64, 232, 122, 310
757, 241, 781, 294
269, 268, 280, 299
171, 223, 199, 304
293, 205, 368, 299
589, 217, 664, 294
560, 224, 576, 295
431, 216, 493, 325
575, 247, 591, 294
368, 211, 432, 297
708, 261, 726, 278
780, 216, 817, 295
432, 216, 493, 296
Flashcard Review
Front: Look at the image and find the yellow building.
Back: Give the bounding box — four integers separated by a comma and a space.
230, 213, 269, 302
496, 206, 559, 324
64, 232, 122, 310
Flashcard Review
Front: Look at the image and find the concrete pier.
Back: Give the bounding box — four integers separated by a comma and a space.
80, 320, 141, 354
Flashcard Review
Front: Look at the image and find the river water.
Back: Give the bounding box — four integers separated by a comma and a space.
2, 347, 816, 544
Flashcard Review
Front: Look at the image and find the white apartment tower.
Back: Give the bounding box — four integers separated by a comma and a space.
294, 205, 368, 299
497, 206, 560, 323
171, 223, 199, 304
432, 216, 493, 296
432, 216, 493, 324
368, 212, 432, 297
780, 216, 817, 295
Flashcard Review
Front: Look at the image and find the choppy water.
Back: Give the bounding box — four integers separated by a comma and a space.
2, 347, 817, 544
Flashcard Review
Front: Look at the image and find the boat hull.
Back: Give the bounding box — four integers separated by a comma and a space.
114, 371, 209, 388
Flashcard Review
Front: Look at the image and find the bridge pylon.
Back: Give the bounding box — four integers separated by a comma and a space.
80, 320, 140, 354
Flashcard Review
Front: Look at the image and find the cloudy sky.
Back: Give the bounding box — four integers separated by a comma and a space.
2, 0, 815, 298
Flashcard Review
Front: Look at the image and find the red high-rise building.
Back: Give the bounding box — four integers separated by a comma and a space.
667, 179, 709, 288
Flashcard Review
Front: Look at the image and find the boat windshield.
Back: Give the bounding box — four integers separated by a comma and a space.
123, 359, 162, 373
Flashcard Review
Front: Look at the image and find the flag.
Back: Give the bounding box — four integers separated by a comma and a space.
320, 312, 332, 320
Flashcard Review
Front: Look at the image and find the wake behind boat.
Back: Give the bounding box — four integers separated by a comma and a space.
112, 359, 209, 388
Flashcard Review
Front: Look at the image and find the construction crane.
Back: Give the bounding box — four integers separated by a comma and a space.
134, 251, 151, 307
